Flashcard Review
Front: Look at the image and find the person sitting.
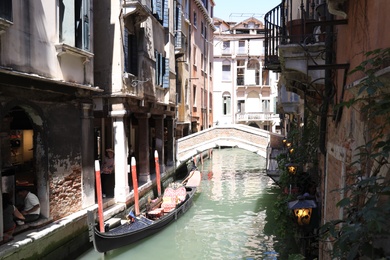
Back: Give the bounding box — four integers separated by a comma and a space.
102, 148, 115, 174
16, 189, 40, 223
2, 193, 25, 241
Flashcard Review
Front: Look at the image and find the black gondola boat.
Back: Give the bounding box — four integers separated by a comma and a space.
87, 170, 201, 253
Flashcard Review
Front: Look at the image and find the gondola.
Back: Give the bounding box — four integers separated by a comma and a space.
87, 169, 201, 253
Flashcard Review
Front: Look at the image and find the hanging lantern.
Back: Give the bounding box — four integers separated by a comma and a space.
282, 137, 287, 145
288, 147, 294, 154
288, 196, 317, 226
285, 142, 292, 148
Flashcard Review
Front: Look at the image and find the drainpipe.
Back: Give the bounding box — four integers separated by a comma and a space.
188, 1, 193, 134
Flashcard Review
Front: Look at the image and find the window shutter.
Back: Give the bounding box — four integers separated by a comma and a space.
82, 0, 90, 51
152, 0, 157, 14
175, 8, 182, 48
156, 0, 162, 20
124, 28, 129, 72
163, 0, 169, 28
163, 58, 170, 88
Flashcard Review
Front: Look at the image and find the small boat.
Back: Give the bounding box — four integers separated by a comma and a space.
88, 169, 201, 253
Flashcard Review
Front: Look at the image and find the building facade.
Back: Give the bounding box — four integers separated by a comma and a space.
265, 0, 390, 258
0, 0, 98, 240
213, 17, 280, 132
175, 0, 215, 138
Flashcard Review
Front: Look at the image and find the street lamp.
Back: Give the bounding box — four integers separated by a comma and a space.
288, 195, 317, 225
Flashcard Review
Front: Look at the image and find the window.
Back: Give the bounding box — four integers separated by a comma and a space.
155, 51, 169, 88
222, 60, 231, 81
152, 0, 169, 27
222, 41, 230, 54
59, 0, 90, 51
193, 85, 197, 105
201, 54, 204, 72
262, 70, 269, 85
124, 28, 138, 76
247, 59, 260, 85
237, 100, 245, 113
262, 100, 270, 112
238, 41, 245, 54
193, 46, 197, 68
0, 0, 12, 22
193, 11, 197, 27
184, 0, 190, 20
222, 92, 231, 115
237, 59, 245, 85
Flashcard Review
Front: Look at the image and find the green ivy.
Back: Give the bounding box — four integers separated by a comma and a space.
322, 48, 390, 259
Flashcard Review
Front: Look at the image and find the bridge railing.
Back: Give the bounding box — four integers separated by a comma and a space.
176, 124, 284, 166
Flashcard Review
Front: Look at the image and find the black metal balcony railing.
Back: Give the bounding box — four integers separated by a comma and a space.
264, 0, 329, 71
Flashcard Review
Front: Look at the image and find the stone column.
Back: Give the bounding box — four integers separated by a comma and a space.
153, 115, 166, 173
111, 109, 130, 203
165, 116, 175, 167
135, 113, 151, 182
81, 103, 95, 208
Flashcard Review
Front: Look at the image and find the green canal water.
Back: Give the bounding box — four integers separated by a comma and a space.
77, 148, 281, 260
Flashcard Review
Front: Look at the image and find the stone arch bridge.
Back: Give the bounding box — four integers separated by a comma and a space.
176, 124, 284, 167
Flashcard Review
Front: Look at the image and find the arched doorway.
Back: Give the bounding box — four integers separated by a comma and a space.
1, 105, 48, 218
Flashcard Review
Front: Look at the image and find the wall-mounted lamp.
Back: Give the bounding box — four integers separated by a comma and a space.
286, 163, 298, 175
288, 195, 317, 225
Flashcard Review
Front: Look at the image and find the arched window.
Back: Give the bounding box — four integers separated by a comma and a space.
222, 92, 231, 115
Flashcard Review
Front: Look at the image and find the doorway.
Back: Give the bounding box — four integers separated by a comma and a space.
1, 107, 36, 205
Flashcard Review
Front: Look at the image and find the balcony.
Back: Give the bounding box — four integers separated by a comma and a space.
122, 0, 150, 34
236, 112, 278, 122
264, 0, 348, 115
175, 31, 187, 55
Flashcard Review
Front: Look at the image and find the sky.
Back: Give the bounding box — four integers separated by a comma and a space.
213, 0, 281, 22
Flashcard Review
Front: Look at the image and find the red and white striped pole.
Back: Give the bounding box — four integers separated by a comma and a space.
154, 150, 162, 197
131, 157, 140, 216
94, 160, 105, 232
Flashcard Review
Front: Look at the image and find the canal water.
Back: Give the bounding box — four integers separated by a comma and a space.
77, 148, 281, 260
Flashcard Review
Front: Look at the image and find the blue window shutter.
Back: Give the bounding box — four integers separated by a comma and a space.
156, 0, 162, 20
163, 0, 169, 28
175, 8, 182, 48
163, 58, 170, 88
152, 0, 157, 14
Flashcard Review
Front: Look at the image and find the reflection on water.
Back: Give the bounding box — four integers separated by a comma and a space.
77, 148, 280, 260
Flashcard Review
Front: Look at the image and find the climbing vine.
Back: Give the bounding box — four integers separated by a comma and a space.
321, 48, 390, 259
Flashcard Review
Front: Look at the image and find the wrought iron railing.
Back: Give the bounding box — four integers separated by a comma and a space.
264, 0, 328, 71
